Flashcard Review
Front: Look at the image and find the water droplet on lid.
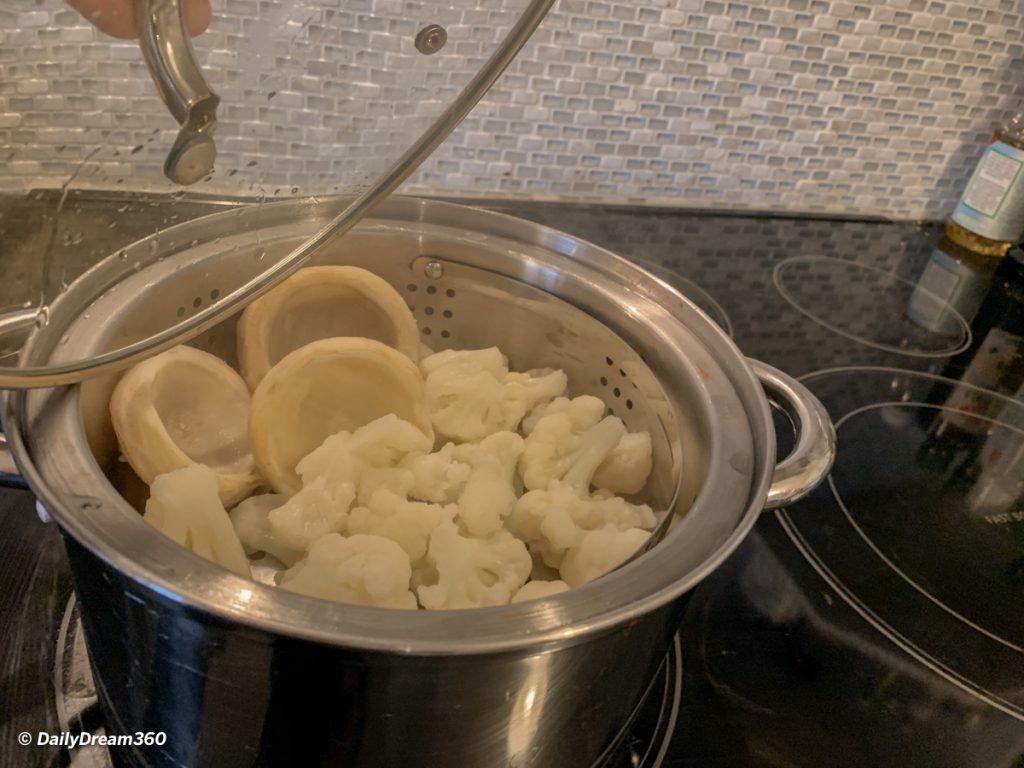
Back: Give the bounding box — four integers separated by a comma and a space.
424, 261, 444, 279
76, 496, 103, 511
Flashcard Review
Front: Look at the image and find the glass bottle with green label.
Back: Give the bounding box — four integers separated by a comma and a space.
947, 112, 1024, 257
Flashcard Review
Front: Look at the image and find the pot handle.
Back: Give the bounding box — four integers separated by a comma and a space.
748, 359, 836, 510
135, 0, 220, 185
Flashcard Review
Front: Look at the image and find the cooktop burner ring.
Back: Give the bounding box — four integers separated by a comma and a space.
826, 401, 1024, 655
777, 366, 1024, 722
777, 511, 1024, 722
773, 256, 973, 358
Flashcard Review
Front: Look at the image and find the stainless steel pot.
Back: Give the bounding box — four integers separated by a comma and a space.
2, 197, 834, 767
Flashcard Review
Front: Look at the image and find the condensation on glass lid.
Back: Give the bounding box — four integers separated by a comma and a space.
6, 0, 544, 197
773, 256, 972, 358
0, 0, 553, 388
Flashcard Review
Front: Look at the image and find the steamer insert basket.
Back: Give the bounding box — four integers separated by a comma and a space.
2, 198, 835, 767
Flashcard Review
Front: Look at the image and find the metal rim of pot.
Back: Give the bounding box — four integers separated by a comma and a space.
2, 197, 835, 655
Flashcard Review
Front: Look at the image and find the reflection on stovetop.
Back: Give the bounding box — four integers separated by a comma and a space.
2, 194, 1023, 767
672, 519, 1024, 768
0, 487, 68, 768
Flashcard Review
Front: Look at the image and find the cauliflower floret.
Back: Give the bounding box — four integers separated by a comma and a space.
519, 396, 627, 495
523, 395, 602, 436
512, 482, 656, 569
511, 580, 570, 603
356, 467, 415, 506
506, 368, 569, 410
144, 464, 250, 577
420, 346, 507, 378
528, 504, 580, 570
400, 443, 472, 503
560, 527, 650, 587
417, 520, 532, 610
280, 533, 418, 609
521, 396, 578, 435
410, 555, 438, 596
421, 348, 567, 442
451, 431, 525, 537
269, 415, 431, 553
268, 478, 354, 551
591, 431, 653, 495
521, 395, 653, 495
298, 414, 433, 488
347, 487, 455, 561
527, 546, 562, 581
229, 493, 304, 566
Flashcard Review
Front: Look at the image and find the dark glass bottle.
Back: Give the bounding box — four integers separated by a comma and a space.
941, 245, 1024, 400
916, 246, 1024, 468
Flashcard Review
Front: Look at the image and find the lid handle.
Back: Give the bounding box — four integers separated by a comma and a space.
134, 0, 219, 185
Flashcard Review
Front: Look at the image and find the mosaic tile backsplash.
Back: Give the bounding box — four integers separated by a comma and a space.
3, 0, 1024, 218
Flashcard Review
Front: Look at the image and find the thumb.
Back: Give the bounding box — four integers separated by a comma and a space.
68, 0, 212, 40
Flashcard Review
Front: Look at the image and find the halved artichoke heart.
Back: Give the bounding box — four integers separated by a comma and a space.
109, 345, 262, 507
249, 337, 433, 496
237, 265, 420, 390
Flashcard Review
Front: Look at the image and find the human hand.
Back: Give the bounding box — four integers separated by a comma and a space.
68, 0, 211, 39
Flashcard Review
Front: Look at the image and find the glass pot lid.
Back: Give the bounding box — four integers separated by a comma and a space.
0, 0, 553, 388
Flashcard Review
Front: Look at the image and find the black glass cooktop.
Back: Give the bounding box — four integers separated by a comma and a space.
1, 193, 1022, 767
